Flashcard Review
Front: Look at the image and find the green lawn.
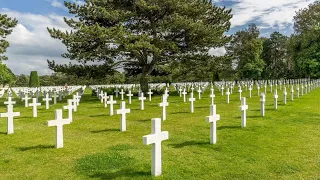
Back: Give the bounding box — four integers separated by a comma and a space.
0, 87, 319, 179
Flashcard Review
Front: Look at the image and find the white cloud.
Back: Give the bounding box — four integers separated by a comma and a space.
208, 47, 226, 57
50, 0, 64, 9
229, 0, 313, 29
0, 9, 72, 75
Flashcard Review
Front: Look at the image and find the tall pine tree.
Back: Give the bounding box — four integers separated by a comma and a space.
47, 0, 232, 92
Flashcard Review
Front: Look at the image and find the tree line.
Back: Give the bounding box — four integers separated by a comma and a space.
0, 0, 319, 88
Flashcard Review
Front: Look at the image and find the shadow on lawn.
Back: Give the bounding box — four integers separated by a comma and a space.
170, 111, 188, 115
91, 128, 119, 133
75, 147, 149, 179
169, 140, 208, 148
217, 125, 240, 130
17, 145, 55, 151
135, 119, 150, 122
89, 114, 108, 118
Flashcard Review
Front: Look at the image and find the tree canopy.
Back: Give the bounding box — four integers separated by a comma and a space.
47, 0, 232, 91
0, 14, 17, 61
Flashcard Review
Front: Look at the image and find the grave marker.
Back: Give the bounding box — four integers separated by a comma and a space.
189, 93, 195, 113
206, 104, 220, 144
139, 93, 146, 110
116, 101, 130, 131
142, 118, 168, 177
239, 97, 248, 128
260, 93, 266, 116
47, 109, 71, 148
63, 99, 73, 122
107, 95, 117, 116
158, 95, 169, 121
29, 98, 41, 117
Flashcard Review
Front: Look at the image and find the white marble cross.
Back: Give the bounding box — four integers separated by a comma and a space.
63, 99, 73, 122
239, 97, 248, 128
158, 95, 169, 121
248, 85, 252, 98
142, 118, 169, 177
47, 109, 71, 148
0, 103, 20, 134
209, 88, 215, 105
75, 92, 81, 105
197, 87, 202, 100
29, 98, 41, 117
4, 97, 16, 107
126, 90, 133, 104
226, 88, 230, 104
103, 92, 109, 108
139, 93, 146, 110
99, 90, 104, 100
107, 95, 117, 116
206, 104, 220, 144
296, 85, 300, 98
273, 89, 278, 110
119, 89, 125, 101
182, 89, 187, 103
100, 92, 105, 103
178, 88, 182, 97
221, 86, 224, 96
116, 101, 130, 131
260, 93, 266, 116
147, 89, 153, 102
72, 95, 78, 112
43, 93, 52, 110
22, 93, 31, 107
257, 85, 260, 96
189, 93, 195, 113
283, 87, 287, 105
53, 91, 57, 104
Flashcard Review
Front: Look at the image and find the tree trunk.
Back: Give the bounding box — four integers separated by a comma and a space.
139, 73, 149, 93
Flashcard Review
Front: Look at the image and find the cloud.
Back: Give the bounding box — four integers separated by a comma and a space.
1, 9, 72, 75
50, 0, 64, 9
208, 47, 226, 56
226, 0, 313, 29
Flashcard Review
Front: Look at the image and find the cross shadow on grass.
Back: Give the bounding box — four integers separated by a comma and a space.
217, 125, 240, 130
169, 141, 208, 148
75, 146, 149, 179
135, 119, 150, 122
91, 128, 119, 133
17, 145, 55, 151
0, 132, 7, 135
170, 111, 188, 115
89, 114, 107, 118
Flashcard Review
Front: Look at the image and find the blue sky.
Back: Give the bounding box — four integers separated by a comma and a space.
0, 0, 315, 75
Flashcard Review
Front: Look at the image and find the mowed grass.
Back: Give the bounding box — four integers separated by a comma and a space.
0, 86, 319, 180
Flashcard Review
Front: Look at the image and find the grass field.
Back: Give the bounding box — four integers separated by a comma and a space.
0, 86, 319, 179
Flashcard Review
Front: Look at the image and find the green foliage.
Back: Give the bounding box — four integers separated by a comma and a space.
14, 74, 29, 87
47, 0, 232, 92
0, 14, 18, 61
0, 63, 15, 85
261, 32, 290, 79
226, 24, 265, 80
29, 71, 40, 87
288, 1, 320, 78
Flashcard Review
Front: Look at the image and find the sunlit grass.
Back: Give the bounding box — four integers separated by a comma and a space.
0, 86, 319, 179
